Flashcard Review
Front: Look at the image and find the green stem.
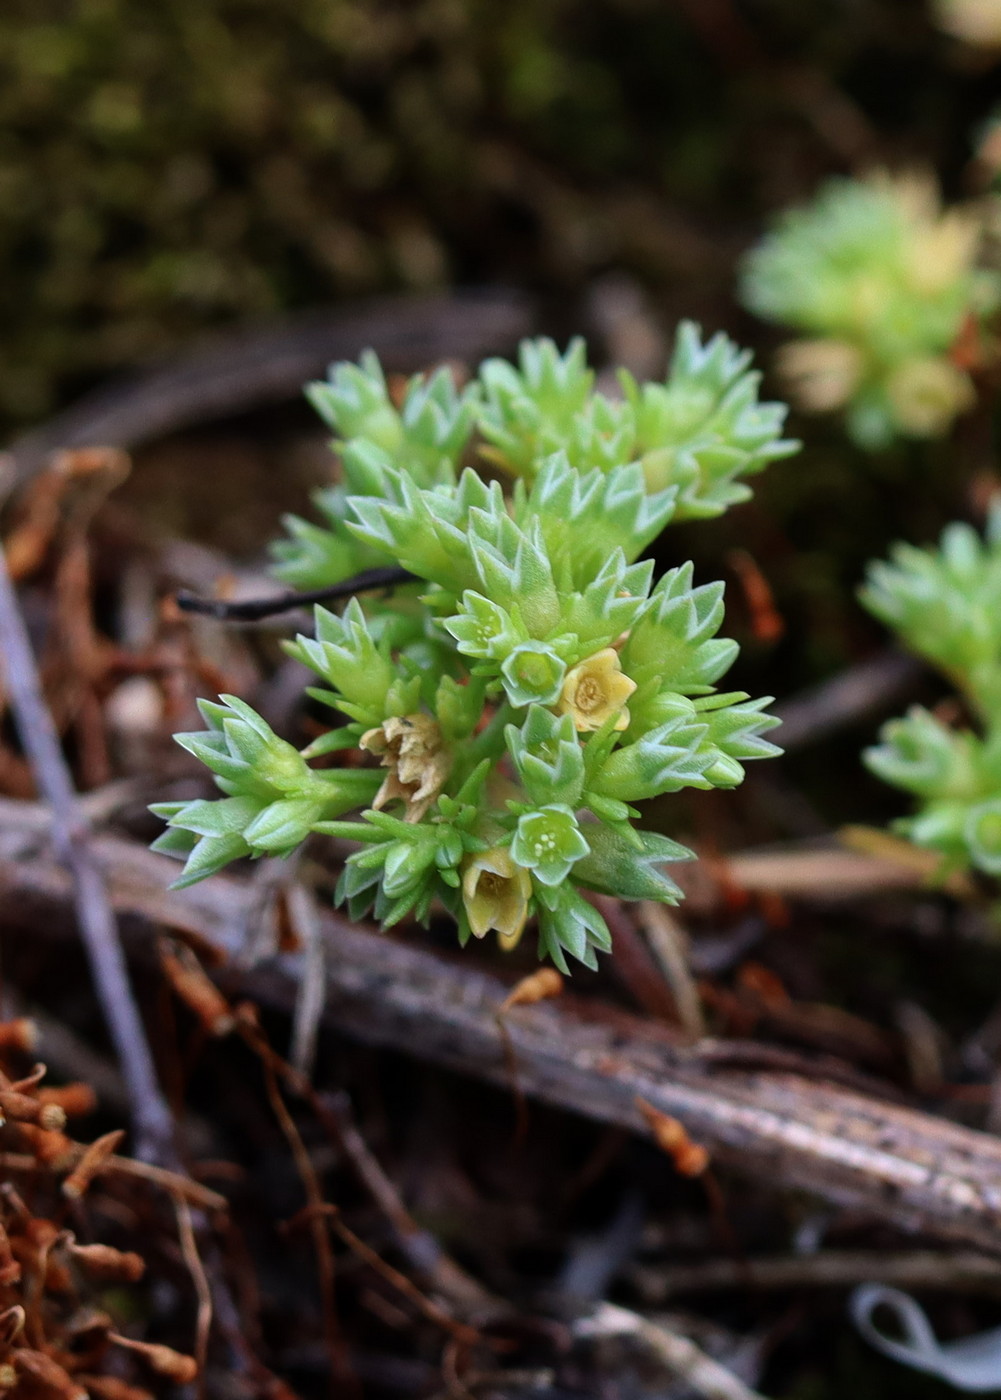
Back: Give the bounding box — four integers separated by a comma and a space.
451, 698, 515, 788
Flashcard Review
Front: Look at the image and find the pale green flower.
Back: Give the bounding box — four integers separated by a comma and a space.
461, 846, 533, 949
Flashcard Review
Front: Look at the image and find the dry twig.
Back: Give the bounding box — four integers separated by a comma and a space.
772, 648, 923, 752
10, 829, 1001, 1251
0, 1150, 226, 1212
575, 1302, 769, 1400
630, 1249, 1001, 1301
175, 565, 413, 623
172, 1194, 212, 1395
318, 1090, 493, 1312
286, 883, 327, 1077
0, 541, 175, 1166
304, 1205, 484, 1350
638, 902, 706, 1039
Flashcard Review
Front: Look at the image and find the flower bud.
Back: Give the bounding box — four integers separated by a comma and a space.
934, 0, 1001, 45
775, 339, 861, 414
500, 643, 566, 708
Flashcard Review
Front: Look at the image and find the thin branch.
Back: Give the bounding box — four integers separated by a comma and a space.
287, 884, 326, 1077
318, 1089, 494, 1312
638, 902, 706, 1039
297, 1205, 484, 1350
173, 1193, 212, 1397
243, 1020, 353, 1394
630, 1249, 1001, 1301
234, 993, 491, 1313
576, 1302, 769, 1400
0, 540, 176, 1166
175, 565, 414, 622
0, 1151, 226, 1210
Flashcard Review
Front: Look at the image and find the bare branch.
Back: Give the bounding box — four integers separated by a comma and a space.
773, 648, 923, 752
5, 824, 1001, 1251
576, 1303, 769, 1400
630, 1249, 1001, 1301
0, 542, 176, 1166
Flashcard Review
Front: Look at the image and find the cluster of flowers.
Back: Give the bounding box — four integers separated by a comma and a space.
740, 172, 1001, 448
862, 505, 1001, 877
153, 330, 790, 969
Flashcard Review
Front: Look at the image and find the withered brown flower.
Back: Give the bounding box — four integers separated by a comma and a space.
360, 714, 451, 823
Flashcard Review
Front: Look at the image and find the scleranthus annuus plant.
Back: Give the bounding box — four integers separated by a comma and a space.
740, 172, 1001, 449
862, 505, 1001, 880
152, 328, 792, 971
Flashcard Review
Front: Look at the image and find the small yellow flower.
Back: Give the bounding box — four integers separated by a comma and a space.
934, 0, 1001, 46
776, 339, 862, 414
557, 648, 637, 732
866, 172, 983, 296
908, 211, 980, 297
461, 847, 532, 949
360, 714, 450, 823
885, 355, 975, 439
871, 169, 939, 225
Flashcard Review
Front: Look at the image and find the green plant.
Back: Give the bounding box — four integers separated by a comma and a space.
153, 329, 791, 969
861, 505, 1001, 878
740, 172, 1001, 449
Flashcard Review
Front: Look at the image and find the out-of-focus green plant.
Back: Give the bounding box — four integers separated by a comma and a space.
153, 328, 792, 970
861, 506, 1001, 878
740, 172, 1001, 449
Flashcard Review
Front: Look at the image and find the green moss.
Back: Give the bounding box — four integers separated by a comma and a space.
0, 0, 984, 442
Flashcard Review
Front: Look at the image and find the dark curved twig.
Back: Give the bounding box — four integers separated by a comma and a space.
175, 565, 415, 622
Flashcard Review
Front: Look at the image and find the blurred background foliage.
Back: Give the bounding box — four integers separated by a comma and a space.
1, 0, 996, 433
6, 17, 1001, 1391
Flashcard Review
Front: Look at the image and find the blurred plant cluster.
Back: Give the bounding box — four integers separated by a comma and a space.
154, 329, 791, 968
740, 172, 1001, 448
862, 510, 1001, 881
